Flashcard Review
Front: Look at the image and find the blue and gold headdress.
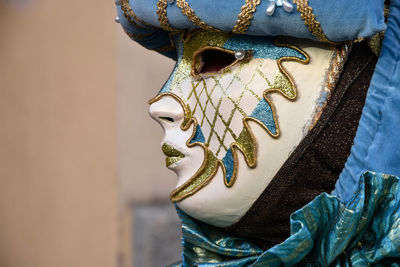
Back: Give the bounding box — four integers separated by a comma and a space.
115, 0, 385, 59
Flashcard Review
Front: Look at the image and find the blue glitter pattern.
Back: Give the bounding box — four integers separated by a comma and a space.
190, 125, 206, 144
222, 149, 235, 184
158, 35, 183, 95
224, 35, 306, 60
250, 99, 277, 135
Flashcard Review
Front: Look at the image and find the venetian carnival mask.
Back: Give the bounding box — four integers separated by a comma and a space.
149, 30, 345, 227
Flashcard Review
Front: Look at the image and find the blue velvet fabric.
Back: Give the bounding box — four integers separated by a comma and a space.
173, 171, 400, 266
116, 2, 176, 59
333, 0, 400, 204
116, 0, 385, 58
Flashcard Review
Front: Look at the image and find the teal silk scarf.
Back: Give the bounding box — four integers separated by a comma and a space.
172, 171, 400, 266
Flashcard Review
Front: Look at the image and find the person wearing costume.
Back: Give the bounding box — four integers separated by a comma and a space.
116, 0, 400, 266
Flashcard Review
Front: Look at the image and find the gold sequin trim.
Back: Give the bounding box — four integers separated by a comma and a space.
311, 43, 351, 126
324, 44, 351, 97
367, 2, 389, 56
293, 0, 334, 44
175, 0, 221, 32
368, 32, 385, 57
171, 149, 219, 202
232, 0, 261, 34
120, 0, 155, 29
169, 31, 229, 94
157, 0, 180, 32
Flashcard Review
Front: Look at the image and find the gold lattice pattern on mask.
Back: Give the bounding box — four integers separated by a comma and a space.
170, 59, 289, 158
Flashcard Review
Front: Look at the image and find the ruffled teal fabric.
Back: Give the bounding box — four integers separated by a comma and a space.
116, 0, 386, 59
172, 171, 400, 266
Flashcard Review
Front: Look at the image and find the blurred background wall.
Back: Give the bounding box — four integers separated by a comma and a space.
116, 13, 178, 267
0, 0, 176, 266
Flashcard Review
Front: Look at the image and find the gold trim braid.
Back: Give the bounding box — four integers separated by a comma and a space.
233, 0, 261, 34
120, 0, 155, 29
176, 0, 221, 32
157, 0, 180, 32
311, 43, 351, 126
293, 0, 334, 44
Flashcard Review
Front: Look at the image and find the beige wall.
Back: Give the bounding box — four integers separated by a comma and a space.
116, 22, 176, 267
0, 1, 117, 267
0, 0, 177, 265
117, 31, 175, 208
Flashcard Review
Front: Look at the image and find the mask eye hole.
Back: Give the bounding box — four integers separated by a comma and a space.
192, 47, 247, 77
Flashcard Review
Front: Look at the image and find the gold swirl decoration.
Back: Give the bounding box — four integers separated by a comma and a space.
175, 0, 221, 32
120, 0, 155, 29
156, 0, 262, 35
233, 0, 262, 34
293, 0, 334, 44
157, 0, 181, 32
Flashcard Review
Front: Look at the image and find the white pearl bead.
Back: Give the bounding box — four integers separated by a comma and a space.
276, 0, 283, 6
234, 50, 245, 61
282, 0, 293, 12
115, 16, 120, 23
266, 2, 276, 16
167, 0, 174, 4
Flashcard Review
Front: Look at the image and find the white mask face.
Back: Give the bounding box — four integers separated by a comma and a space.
149, 31, 344, 227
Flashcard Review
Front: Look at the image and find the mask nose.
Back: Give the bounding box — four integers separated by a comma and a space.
149, 95, 185, 128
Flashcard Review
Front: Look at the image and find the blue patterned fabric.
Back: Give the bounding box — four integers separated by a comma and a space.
172, 171, 400, 266
333, 0, 400, 204
116, 0, 385, 59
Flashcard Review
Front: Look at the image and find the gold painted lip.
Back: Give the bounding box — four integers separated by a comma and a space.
162, 143, 185, 157
162, 143, 185, 167
166, 156, 184, 167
